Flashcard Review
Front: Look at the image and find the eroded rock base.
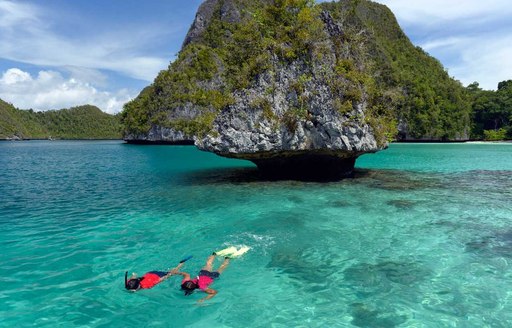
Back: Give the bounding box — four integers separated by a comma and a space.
251, 154, 357, 181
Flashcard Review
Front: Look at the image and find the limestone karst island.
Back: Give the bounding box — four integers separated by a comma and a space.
121, 0, 471, 179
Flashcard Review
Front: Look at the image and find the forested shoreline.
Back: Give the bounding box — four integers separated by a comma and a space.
0, 99, 122, 140
467, 80, 512, 141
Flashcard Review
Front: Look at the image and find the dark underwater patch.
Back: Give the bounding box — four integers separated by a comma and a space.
177, 167, 261, 185
266, 248, 341, 292
343, 260, 431, 287
352, 169, 438, 191
286, 195, 304, 204
267, 251, 325, 282
465, 238, 494, 252
350, 303, 408, 328
328, 199, 352, 208
439, 170, 512, 196
386, 199, 416, 210
465, 229, 512, 258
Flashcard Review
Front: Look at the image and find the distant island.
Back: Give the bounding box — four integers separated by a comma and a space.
0, 99, 121, 140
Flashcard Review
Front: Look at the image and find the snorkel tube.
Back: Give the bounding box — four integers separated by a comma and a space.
125, 271, 128, 288
180, 255, 193, 263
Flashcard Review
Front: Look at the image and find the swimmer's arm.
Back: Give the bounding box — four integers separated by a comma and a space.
198, 288, 217, 303
161, 268, 187, 282
167, 262, 186, 276
172, 271, 191, 280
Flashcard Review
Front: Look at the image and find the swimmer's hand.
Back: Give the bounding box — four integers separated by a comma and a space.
197, 288, 217, 303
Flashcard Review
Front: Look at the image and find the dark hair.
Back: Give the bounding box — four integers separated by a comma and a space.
181, 280, 198, 296
126, 278, 142, 290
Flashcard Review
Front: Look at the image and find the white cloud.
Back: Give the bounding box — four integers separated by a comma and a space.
63, 66, 108, 88
421, 37, 467, 52
0, 68, 31, 84
0, 1, 184, 114
0, 0, 39, 28
448, 35, 512, 89
0, 0, 170, 81
0, 68, 134, 114
376, 0, 512, 24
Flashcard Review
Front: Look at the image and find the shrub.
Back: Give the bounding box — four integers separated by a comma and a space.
483, 128, 507, 141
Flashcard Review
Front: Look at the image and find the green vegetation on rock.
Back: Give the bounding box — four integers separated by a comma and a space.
467, 80, 512, 140
322, 0, 471, 141
0, 100, 121, 140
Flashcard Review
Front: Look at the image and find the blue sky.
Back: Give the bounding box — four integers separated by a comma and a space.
0, 0, 510, 113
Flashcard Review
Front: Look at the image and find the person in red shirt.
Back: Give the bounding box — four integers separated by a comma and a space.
125, 257, 190, 291
172, 252, 230, 302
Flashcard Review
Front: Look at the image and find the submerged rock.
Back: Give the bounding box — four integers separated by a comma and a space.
350, 303, 408, 328
386, 199, 416, 210
343, 260, 431, 287
465, 230, 512, 259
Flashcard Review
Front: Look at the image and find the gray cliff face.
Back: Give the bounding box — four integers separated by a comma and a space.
197, 60, 378, 157
182, 0, 243, 47
125, 126, 193, 144
125, 102, 200, 144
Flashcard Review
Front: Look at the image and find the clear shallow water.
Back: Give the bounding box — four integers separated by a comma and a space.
1, 141, 512, 327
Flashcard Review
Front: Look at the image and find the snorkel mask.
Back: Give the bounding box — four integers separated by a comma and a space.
125, 271, 142, 290
181, 280, 198, 296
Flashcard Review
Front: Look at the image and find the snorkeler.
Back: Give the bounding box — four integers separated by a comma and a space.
173, 246, 249, 302
124, 255, 192, 291
173, 252, 229, 302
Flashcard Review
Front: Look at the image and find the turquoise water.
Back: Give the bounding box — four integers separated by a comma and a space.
1, 141, 512, 327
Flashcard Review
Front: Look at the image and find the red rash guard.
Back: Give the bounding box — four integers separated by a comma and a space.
139, 272, 162, 289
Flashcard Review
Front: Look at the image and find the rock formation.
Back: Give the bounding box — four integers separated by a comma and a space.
122, 0, 471, 179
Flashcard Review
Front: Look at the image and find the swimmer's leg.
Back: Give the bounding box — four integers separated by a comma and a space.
217, 257, 230, 274
202, 254, 216, 271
